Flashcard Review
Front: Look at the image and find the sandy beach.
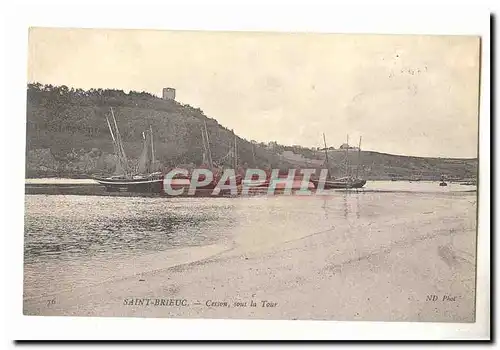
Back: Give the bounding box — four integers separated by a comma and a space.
23, 188, 477, 322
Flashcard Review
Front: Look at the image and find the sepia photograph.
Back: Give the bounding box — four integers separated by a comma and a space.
21, 27, 483, 326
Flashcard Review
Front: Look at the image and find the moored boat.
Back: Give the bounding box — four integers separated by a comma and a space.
92, 108, 163, 193
92, 172, 164, 192
313, 133, 367, 190
311, 176, 367, 189
438, 174, 448, 187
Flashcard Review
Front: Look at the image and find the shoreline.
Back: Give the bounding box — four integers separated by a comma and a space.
23, 192, 477, 321
24, 180, 477, 197
25, 174, 478, 182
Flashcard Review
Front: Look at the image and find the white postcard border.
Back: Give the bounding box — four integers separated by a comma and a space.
2, 0, 491, 341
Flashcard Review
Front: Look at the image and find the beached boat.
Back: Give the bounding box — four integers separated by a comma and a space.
162, 123, 244, 195
311, 176, 367, 189
311, 133, 366, 190
92, 172, 164, 192
92, 108, 163, 192
438, 174, 448, 187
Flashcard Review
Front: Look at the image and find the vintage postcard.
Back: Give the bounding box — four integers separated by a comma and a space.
23, 27, 481, 324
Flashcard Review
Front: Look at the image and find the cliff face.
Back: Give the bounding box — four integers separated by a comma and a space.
25, 84, 478, 179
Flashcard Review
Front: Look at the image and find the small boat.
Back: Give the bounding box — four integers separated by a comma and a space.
439, 175, 448, 187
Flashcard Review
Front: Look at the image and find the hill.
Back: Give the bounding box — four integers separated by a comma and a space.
25, 84, 477, 180
25, 83, 294, 177
280, 149, 477, 181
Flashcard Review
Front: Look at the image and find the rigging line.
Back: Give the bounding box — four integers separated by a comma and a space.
110, 107, 128, 174
150, 124, 155, 171
203, 121, 214, 171
105, 116, 117, 144
356, 136, 362, 179
215, 149, 233, 164
323, 133, 330, 179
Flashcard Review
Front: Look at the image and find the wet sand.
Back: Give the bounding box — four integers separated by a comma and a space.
23, 190, 477, 322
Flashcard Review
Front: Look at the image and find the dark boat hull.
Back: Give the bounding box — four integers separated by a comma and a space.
311, 179, 367, 189
92, 176, 163, 193
91, 172, 242, 194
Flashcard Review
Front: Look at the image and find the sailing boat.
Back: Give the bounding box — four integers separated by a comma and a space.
311, 134, 366, 189
92, 108, 163, 192
190, 121, 219, 191
199, 124, 244, 190
229, 129, 243, 186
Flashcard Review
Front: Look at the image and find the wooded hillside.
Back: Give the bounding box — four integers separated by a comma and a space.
25, 83, 478, 180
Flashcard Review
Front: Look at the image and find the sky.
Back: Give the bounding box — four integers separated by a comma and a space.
27, 28, 480, 158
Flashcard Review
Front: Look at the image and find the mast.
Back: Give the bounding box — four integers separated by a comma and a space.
136, 130, 150, 174
356, 136, 362, 179
110, 107, 121, 150
106, 116, 117, 144
149, 125, 155, 172
203, 121, 214, 171
233, 129, 238, 170
201, 126, 208, 164
323, 133, 330, 179
251, 143, 256, 166
110, 107, 128, 175
106, 115, 124, 174
345, 134, 349, 178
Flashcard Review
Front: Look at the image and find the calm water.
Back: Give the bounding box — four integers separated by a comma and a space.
24, 181, 476, 262
24, 196, 237, 263
23, 181, 477, 297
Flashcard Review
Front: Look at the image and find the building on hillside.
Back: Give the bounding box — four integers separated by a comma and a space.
162, 87, 176, 100
339, 143, 359, 150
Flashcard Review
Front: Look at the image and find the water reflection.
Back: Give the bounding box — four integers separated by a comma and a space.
24, 196, 235, 263
339, 191, 362, 219
356, 193, 360, 220
343, 193, 348, 218
322, 199, 329, 220
24, 188, 474, 266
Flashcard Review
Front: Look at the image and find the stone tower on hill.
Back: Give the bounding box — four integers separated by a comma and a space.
162, 87, 176, 100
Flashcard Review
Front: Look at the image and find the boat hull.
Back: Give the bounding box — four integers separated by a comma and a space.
311, 179, 366, 189
92, 176, 163, 193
